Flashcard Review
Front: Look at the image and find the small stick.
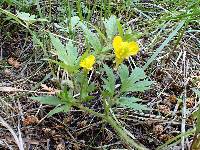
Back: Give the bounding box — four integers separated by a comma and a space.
0, 116, 24, 150
181, 51, 188, 150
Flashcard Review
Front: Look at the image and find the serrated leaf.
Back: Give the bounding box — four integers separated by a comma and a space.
129, 67, 146, 82
102, 65, 115, 97
49, 33, 69, 64
65, 41, 78, 64
118, 96, 141, 103
120, 102, 149, 111
125, 80, 154, 92
49, 33, 79, 68
81, 82, 96, 99
119, 64, 129, 84
102, 44, 112, 52
119, 66, 154, 93
17, 11, 48, 23
82, 96, 94, 102
123, 34, 133, 42
58, 87, 74, 102
48, 59, 79, 74
31, 96, 65, 106
80, 23, 102, 52
88, 83, 96, 92
104, 15, 118, 40
117, 97, 149, 111
47, 105, 70, 117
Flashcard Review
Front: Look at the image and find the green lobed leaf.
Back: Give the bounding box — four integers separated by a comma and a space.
81, 83, 96, 99
125, 80, 154, 92
31, 96, 65, 106
121, 67, 148, 92
47, 105, 70, 117
104, 15, 118, 40
79, 23, 102, 52
65, 41, 79, 64
118, 64, 129, 84
102, 44, 112, 52
129, 67, 146, 82
48, 59, 79, 74
117, 97, 149, 111
49, 33, 69, 64
118, 97, 142, 103
58, 87, 75, 102
82, 96, 95, 102
17, 11, 48, 23
49, 33, 79, 69
102, 65, 115, 97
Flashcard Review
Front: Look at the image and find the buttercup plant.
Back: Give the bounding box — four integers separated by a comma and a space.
31, 16, 153, 150
1, 1, 199, 149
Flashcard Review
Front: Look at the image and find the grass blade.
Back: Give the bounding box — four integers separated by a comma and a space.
143, 20, 185, 70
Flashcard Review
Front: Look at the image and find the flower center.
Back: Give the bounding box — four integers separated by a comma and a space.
118, 42, 129, 58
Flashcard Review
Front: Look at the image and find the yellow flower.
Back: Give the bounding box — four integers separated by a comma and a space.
80, 55, 95, 70
113, 36, 139, 66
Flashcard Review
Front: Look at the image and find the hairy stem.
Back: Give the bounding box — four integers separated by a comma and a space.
105, 116, 148, 150
73, 102, 148, 150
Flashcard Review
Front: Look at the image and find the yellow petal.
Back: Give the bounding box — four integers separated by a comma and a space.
114, 47, 122, 58
113, 36, 123, 50
128, 41, 139, 56
80, 55, 95, 70
87, 55, 95, 70
115, 42, 128, 58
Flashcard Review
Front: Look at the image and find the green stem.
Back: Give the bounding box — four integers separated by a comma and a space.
80, 70, 87, 101
103, 98, 109, 116
106, 116, 148, 150
72, 102, 104, 119
72, 101, 148, 149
